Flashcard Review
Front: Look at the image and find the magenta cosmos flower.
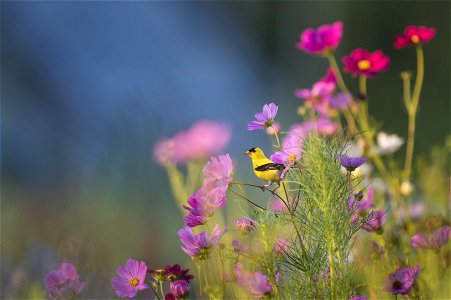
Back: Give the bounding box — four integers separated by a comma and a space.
394, 25, 436, 49
296, 22, 343, 55
320, 67, 337, 84
410, 225, 451, 249
247, 103, 279, 131
338, 154, 367, 172
111, 259, 149, 299
44, 262, 85, 300
235, 263, 273, 298
178, 224, 226, 260
385, 265, 420, 295
235, 216, 256, 234
153, 120, 231, 166
183, 187, 226, 227
342, 49, 390, 78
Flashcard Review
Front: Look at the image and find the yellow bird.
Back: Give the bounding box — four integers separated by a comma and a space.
245, 147, 284, 186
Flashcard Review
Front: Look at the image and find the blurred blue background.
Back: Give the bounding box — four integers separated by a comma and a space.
1, 1, 449, 298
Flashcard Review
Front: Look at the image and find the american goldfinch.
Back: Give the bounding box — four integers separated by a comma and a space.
245, 147, 284, 186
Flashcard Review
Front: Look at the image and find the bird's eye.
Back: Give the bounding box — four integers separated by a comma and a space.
248, 147, 256, 153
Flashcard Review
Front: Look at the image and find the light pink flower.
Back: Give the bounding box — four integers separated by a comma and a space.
44, 263, 85, 300
235, 263, 272, 298
410, 225, 451, 249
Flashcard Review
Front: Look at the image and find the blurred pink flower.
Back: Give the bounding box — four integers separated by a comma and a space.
394, 25, 436, 49
271, 135, 303, 178
44, 263, 85, 300
268, 199, 288, 213
235, 263, 272, 298
320, 67, 337, 84
289, 118, 338, 140
111, 259, 149, 299
296, 22, 343, 55
295, 81, 336, 115
183, 188, 226, 227
170, 280, 190, 299
410, 225, 451, 249
274, 238, 289, 254
348, 188, 375, 225
343, 49, 390, 78
266, 121, 281, 135
153, 120, 231, 165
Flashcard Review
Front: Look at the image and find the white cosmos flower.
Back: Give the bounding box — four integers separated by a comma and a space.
374, 132, 404, 155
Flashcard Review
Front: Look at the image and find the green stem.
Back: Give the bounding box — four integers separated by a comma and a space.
272, 125, 281, 149
197, 263, 203, 298
227, 187, 267, 211
403, 46, 424, 181
149, 282, 161, 300
359, 75, 367, 98
159, 281, 165, 300
326, 52, 350, 93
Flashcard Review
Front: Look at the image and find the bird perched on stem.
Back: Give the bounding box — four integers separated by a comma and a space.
245, 147, 284, 186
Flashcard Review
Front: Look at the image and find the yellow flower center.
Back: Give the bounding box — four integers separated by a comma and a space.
357, 60, 371, 71
411, 35, 420, 44
130, 278, 139, 287
287, 154, 297, 163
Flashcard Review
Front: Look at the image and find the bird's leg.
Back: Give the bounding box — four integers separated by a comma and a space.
263, 181, 272, 187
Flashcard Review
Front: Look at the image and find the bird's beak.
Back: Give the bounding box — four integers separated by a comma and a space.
244, 151, 250, 156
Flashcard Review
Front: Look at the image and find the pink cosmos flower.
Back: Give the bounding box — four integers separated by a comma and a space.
235, 263, 272, 298
153, 120, 231, 166
394, 25, 436, 49
111, 259, 149, 299
44, 263, 85, 300
385, 265, 420, 295
271, 135, 303, 178
342, 49, 390, 78
296, 22, 343, 55
178, 224, 226, 259
289, 118, 338, 140
247, 103, 279, 131
295, 81, 336, 115
410, 225, 451, 249
202, 154, 234, 192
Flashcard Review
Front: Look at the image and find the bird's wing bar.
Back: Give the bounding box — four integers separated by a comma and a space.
255, 163, 285, 171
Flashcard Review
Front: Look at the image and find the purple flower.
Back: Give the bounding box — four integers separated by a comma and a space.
362, 210, 386, 232
349, 296, 366, 300
296, 22, 343, 55
348, 189, 375, 225
385, 265, 420, 295
44, 263, 85, 300
183, 188, 226, 227
410, 225, 451, 249
178, 224, 226, 260
235, 216, 256, 234
247, 103, 279, 131
328, 92, 353, 110
235, 263, 272, 298
232, 239, 249, 255
271, 135, 303, 178
338, 154, 367, 172
170, 280, 190, 299
111, 259, 149, 299
153, 120, 231, 166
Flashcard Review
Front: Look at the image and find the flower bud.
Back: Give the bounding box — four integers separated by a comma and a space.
170, 280, 190, 299
235, 217, 256, 235
400, 180, 414, 197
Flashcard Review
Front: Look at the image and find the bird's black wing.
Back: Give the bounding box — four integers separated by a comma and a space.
255, 163, 285, 171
